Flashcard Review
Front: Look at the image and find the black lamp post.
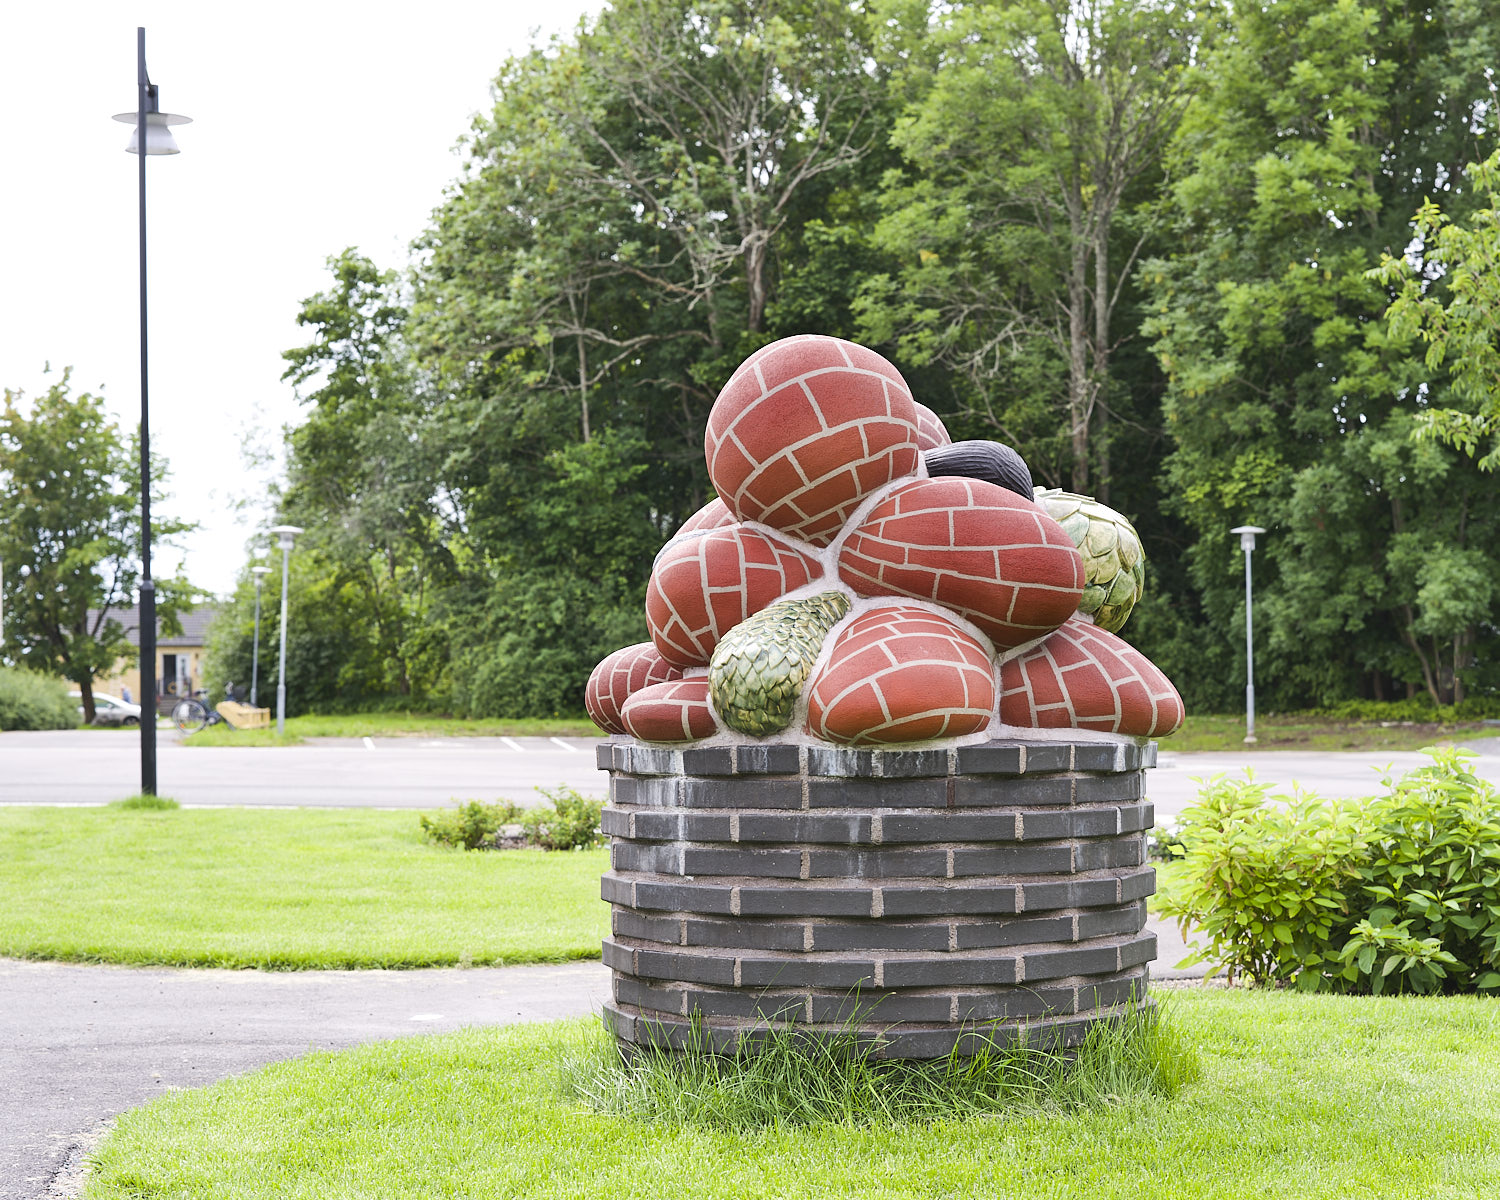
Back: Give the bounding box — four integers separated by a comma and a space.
114, 28, 190, 794
250, 564, 271, 707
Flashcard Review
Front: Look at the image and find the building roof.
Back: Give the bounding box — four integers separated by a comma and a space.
85, 604, 221, 648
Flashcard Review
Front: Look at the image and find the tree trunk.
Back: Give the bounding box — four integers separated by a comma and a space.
1093, 217, 1111, 503
746, 237, 769, 335
577, 334, 591, 444
1067, 237, 1091, 492
78, 677, 95, 725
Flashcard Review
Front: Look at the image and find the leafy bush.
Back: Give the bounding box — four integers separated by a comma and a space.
0, 666, 78, 731
521, 786, 605, 851
1304, 697, 1500, 722
1161, 748, 1500, 994
419, 788, 603, 852
419, 800, 522, 850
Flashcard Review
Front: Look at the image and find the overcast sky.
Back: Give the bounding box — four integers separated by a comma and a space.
1, 1, 597, 596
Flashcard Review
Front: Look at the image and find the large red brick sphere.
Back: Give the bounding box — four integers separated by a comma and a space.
998, 615, 1185, 737
645, 527, 820, 667
705, 335, 922, 546
807, 605, 995, 745
585, 642, 683, 735
838, 477, 1084, 650
621, 679, 719, 743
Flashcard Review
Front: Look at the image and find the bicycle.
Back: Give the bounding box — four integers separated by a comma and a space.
171, 682, 239, 735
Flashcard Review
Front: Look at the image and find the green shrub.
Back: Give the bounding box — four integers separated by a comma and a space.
419, 788, 603, 852
0, 667, 78, 731
521, 786, 605, 851
418, 800, 522, 850
111, 794, 181, 811
1303, 697, 1500, 722
1161, 748, 1500, 994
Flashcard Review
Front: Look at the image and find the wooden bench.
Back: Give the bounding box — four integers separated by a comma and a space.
216, 701, 271, 730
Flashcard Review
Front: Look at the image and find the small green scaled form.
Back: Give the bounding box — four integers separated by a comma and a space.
709, 592, 852, 736
1033, 487, 1146, 633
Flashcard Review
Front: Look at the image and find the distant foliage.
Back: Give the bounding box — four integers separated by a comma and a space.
1162, 749, 1500, 994
0, 666, 77, 731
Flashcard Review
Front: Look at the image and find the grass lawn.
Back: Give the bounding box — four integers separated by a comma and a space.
81, 989, 1500, 1199
181, 711, 603, 746
0, 806, 608, 969
1161, 712, 1498, 752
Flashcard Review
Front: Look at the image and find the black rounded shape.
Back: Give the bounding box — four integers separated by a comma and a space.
924, 440, 1034, 500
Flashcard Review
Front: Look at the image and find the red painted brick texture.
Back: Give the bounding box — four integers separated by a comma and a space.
998, 615, 1185, 737
585, 642, 684, 735
838, 477, 1084, 650
704, 335, 922, 546
807, 606, 995, 745
645, 527, 820, 667
913, 402, 951, 451
675, 497, 736, 537
621, 680, 719, 742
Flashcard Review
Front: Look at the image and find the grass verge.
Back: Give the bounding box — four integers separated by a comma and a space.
81, 989, 1500, 1199
0, 806, 607, 968
179, 711, 603, 745
1162, 712, 1498, 752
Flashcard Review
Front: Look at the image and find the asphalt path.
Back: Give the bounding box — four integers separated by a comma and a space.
4, 730, 1499, 823
0, 731, 606, 809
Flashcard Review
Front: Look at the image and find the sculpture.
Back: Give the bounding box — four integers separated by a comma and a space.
587, 334, 1183, 746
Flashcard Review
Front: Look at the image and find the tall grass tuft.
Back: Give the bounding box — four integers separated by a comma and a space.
110, 794, 181, 811
560, 999, 1198, 1130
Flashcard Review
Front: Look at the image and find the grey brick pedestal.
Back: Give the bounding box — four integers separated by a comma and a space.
597, 738, 1157, 1059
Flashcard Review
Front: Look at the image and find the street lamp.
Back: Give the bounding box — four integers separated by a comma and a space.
268, 526, 304, 737
1231, 525, 1267, 745
250, 565, 272, 707
114, 27, 191, 795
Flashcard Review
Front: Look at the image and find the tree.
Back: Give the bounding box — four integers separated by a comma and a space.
858, 0, 1198, 495
279, 249, 450, 701
1142, 0, 1500, 707
1373, 145, 1500, 471
0, 370, 196, 721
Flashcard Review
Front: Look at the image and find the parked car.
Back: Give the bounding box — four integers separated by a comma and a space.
68, 691, 143, 727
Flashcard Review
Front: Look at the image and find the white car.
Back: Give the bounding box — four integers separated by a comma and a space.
69, 691, 144, 727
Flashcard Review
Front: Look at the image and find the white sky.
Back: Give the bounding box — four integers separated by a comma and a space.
1, 1, 598, 596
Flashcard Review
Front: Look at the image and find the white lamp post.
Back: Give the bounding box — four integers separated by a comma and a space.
114, 27, 191, 795
1230, 525, 1267, 744
268, 526, 304, 736
250, 564, 272, 707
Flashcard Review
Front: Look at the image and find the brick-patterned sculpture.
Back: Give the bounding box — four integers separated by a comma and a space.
588, 334, 1184, 745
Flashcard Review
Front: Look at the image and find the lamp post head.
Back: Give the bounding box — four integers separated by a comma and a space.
251, 566, 272, 579
268, 525, 304, 552
1231, 525, 1267, 553
113, 108, 192, 154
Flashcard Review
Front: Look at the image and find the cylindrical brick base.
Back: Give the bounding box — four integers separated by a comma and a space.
596, 738, 1157, 1059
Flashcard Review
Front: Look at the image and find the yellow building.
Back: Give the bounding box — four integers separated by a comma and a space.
89, 605, 220, 712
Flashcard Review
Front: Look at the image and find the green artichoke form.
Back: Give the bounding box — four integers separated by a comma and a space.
1033, 487, 1146, 633
709, 591, 852, 737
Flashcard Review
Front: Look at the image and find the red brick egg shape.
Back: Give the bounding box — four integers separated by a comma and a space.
998, 615, 1185, 737
913, 402, 952, 451
646, 527, 821, 667
807, 606, 995, 745
674, 496, 736, 537
621, 679, 718, 743
838, 477, 1084, 650
585, 642, 683, 735
704, 334, 922, 546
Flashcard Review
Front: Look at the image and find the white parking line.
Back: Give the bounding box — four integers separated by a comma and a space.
500, 737, 524, 752
549, 737, 580, 753
361, 737, 376, 750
